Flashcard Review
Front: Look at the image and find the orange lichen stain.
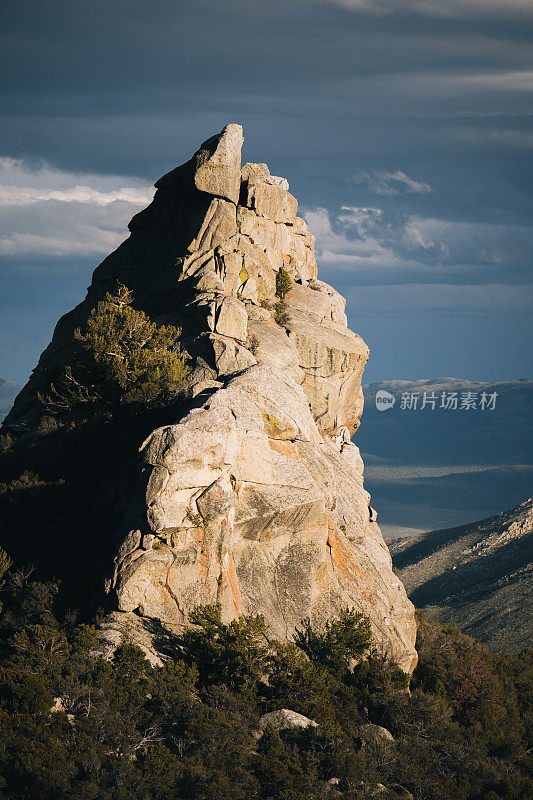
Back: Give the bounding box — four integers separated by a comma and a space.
329, 528, 378, 601
268, 439, 299, 460
217, 554, 242, 616
262, 411, 294, 439
281, 253, 296, 271
196, 527, 205, 545
226, 554, 242, 614
197, 545, 210, 584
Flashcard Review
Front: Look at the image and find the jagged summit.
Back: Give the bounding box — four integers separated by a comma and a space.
3, 125, 417, 671
7, 124, 364, 435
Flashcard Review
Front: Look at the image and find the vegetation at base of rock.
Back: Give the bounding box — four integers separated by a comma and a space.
0, 550, 530, 800
274, 298, 290, 326
294, 609, 372, 675
275, 266, 292, 299
39, 284, 189, 414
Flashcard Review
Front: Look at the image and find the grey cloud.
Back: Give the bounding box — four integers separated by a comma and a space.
354, 170, 432, 195
0, 158, 152, 256
313, 0, 533, 19
304, 204, 533, 286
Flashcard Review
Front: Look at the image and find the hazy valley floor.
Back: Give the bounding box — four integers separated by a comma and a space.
357, 379, 533, 540
363, 461, 533, 540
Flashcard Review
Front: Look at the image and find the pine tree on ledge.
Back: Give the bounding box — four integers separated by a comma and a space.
39, 284, 189, 413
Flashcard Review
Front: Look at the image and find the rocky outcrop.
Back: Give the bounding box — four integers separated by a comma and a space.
259, 709, 318, 732
4, 124, 417, 672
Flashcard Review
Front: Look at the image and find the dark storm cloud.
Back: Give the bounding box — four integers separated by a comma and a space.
0, 0, 532, 382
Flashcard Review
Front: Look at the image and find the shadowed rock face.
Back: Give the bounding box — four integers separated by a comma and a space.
5, 124, 417, 672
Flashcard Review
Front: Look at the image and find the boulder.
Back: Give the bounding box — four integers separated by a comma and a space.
285, 306, 369, 436
259, 709, 318, 732
359, 723, 395, 745
215, 297, 248, 341
248, 182, 298, 223
193, 123, 243, 204
241, 161, 298, 223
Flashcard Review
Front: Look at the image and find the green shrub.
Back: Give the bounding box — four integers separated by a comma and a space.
247, 333, 260, 355
276, 267, 292, 299
39, 284, 189, 413
294, 608, 372, 676
177, 604, 273, 690
274, 299, 290, 327
36, 416, 59, 436
0, 433, 14, 455
0, 470, 52, 499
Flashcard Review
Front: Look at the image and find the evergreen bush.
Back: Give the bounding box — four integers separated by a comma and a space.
39, 284, 189, 413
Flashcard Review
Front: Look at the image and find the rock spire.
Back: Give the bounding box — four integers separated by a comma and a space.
4, 125, 417, 672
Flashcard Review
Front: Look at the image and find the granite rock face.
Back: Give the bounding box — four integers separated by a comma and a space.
4, 124, 417, 672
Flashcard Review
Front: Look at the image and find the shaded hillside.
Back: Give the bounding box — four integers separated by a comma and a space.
390, 499, 533, 653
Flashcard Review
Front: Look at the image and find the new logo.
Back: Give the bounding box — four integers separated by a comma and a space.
375, 390, 395, 412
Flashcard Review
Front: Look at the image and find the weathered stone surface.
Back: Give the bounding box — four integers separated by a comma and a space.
210, 334, 256, 376
241, 161, 298, 223
193, 123, 243, 204
246, 307, 304, 384
285, 305, 369, 436
249, 182, 298, 223
259, 709, 318, 732
190, 198, 238, 251
110, 364, 416, 671
3, 124, 417, 673
215, 297, 247, 341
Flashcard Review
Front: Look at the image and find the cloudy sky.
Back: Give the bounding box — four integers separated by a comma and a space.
1, 0, 532, 383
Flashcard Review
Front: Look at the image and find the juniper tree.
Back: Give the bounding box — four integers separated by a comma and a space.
40, 284, 189, 412
275, 267, 292, 299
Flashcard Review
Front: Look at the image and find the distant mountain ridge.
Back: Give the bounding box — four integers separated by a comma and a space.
390, 499, 533, 653
0, 378, 21, 423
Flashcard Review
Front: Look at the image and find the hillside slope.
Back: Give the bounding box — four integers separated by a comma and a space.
390, 499, 533, 653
